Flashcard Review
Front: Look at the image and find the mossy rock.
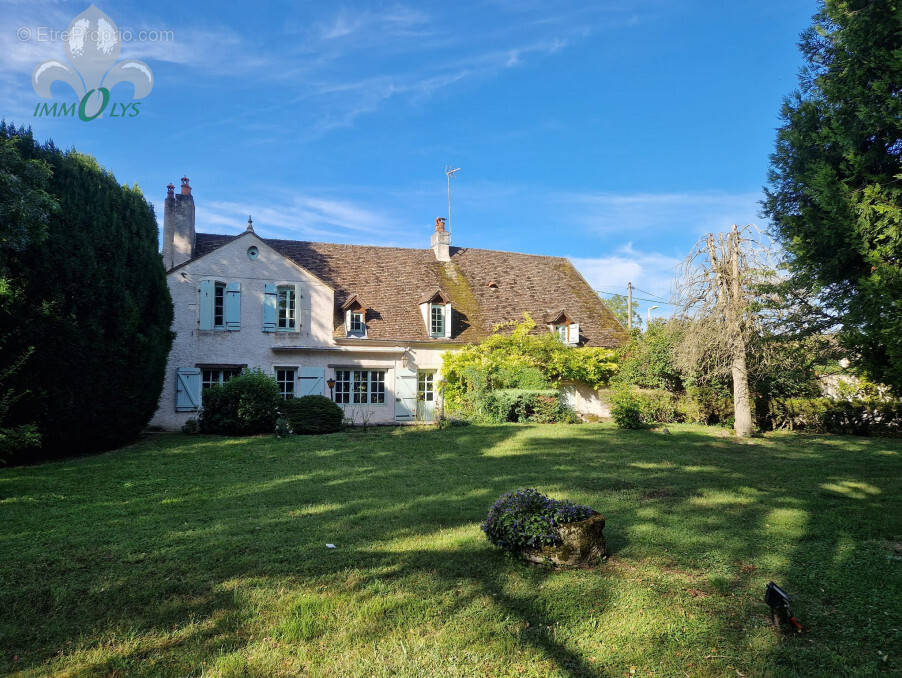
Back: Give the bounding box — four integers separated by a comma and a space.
521, 514, 606, 567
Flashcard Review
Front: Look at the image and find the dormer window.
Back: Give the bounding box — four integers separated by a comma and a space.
546, 309, 579, 345
419, 289, 452, 339
341, 294, 368, 338
430, 304, 444, 337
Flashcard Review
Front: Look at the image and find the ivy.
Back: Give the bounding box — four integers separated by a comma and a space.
441, 314, 618, 417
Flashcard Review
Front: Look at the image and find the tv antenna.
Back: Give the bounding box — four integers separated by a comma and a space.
445, 166, 461, 235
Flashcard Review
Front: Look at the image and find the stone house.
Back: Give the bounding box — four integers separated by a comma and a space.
150, 177, 627, 429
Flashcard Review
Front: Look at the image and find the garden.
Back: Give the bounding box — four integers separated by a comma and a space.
2, 423, 900, 676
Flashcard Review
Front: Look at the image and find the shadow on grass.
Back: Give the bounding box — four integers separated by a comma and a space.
1, 424, 900, 676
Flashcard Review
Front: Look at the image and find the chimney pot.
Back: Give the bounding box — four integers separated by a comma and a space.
435, 216, 446, 232
180, 176, 191, 195
166, 182, 175, 198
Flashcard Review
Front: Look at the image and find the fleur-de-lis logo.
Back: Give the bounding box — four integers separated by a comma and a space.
32, 5, 153, 107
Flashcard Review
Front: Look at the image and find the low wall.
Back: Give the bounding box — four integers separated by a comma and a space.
560, 382, 610, 419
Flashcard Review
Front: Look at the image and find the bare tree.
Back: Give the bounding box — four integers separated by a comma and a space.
672, 224, 777, 437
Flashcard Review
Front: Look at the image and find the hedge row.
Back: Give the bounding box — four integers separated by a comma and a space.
607, 388, 902, 436
472, 389, 579, 424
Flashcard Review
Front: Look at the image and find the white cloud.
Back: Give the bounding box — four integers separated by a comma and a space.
570, 243, 681, 303
559, 190, 764, 238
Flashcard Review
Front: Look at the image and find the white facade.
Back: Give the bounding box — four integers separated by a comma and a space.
150, 231, 452, 430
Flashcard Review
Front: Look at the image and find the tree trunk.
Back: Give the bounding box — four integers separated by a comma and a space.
731, 339, 753, 437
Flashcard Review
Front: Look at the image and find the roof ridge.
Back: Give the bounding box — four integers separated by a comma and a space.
195, 232, 569, 260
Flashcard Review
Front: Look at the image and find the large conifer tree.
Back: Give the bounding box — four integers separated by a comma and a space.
0, 123, 172, 461
763, 1, 902, 390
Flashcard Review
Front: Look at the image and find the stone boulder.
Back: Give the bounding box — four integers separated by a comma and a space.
521, 513, 607, 567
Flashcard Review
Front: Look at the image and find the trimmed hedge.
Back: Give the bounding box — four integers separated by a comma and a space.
198, 369, 281, 435
473, 389, 578, 424
281, 395, 344, 434
767, 398, 902, 436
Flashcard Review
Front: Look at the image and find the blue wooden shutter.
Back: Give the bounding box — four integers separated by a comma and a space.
394, 364, 418, 420
198, 280, 214, 331
175, 367, 201, 411
298, 367, 324, 396
225, 282, 241, 330
262, 283, 277, 332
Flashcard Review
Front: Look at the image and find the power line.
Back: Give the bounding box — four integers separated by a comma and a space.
595, 289, 675, 305
632, 286, 668, 302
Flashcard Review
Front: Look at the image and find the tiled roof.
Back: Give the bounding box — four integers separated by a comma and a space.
193, 233, 628, 347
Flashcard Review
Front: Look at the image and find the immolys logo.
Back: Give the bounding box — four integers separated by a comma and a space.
31, 5, 153, 122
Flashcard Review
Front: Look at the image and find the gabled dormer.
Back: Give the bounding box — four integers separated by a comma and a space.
341, 294, 368, 338
546, 309, 580, 345
419, 289, 452, 339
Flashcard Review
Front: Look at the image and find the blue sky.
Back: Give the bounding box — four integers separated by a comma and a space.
3, 0, 816, 319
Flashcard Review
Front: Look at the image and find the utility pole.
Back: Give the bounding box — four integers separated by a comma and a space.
627, 281, 633, 331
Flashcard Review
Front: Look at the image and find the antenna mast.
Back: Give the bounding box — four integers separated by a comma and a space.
445, 166, 461, 235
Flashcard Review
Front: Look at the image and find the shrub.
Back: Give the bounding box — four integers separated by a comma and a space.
180, 419, 198, 434
472, 389, 578, 424
482, 488, 596, 552
281, 395, 344, 434
767, 398, 902, 436
678, 386, 733, 425
609, 389, 643, 429
198, 368, 281, 435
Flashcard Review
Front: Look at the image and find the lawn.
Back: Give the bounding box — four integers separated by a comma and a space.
1, 424, 900, 677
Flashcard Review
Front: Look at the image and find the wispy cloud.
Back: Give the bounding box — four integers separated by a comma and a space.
570, 243, 682, 304
195, 192, 409, 245
558, 190, 765, 238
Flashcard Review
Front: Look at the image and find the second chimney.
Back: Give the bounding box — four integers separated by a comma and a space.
162, 176, 196, 270
431, 217, 450, 262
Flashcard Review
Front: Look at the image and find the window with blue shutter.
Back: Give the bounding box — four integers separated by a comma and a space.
198, 280, 214, 331
263, 283, 277, 332
175, 367, 201, 411
225, 282, 241, 330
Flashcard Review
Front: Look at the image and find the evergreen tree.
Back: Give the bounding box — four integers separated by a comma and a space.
0, 123, 173, 461
763, 0, 902, 390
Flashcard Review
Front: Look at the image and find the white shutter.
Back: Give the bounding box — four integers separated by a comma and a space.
444, 303, 452, 338
568, 323, 580, 345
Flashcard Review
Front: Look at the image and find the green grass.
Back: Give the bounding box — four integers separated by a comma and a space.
1, 424, 900, 677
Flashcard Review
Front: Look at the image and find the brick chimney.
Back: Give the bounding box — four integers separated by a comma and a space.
431, 216, 450, 262
162, 176, 195, 270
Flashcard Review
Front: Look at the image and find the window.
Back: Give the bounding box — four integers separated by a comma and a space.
333, 369, 385, 405
213, 282, 226, 328
334, 370, 351, 404
201, 367, 241, 390
431, 304, 444, 336
350, 312, 364, 333
418, 371, 434, 402
278, 285, 296, 330
556, 324, 569, 342
276, 368, 296, 399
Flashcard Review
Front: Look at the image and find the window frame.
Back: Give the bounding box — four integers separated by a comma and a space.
277, 285, 297, 331
213, 282, 226, 329
332, 369, 386, 406
275, 367, 296, 399
201, 366, 241, 391
430, 304, 445, 337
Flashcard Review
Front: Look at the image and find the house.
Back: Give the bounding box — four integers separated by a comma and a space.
150, 177, 627, 429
